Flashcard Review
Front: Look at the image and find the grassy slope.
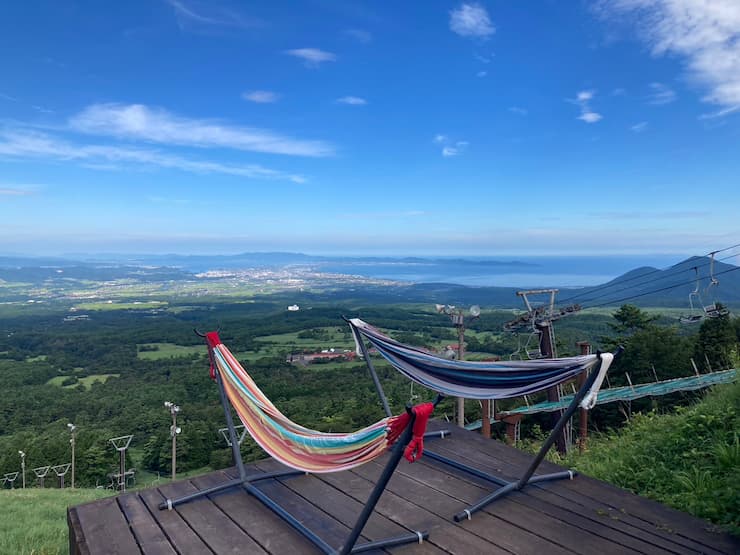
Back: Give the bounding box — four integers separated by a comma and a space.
563, 380, 740, 534
0, 488, 113, 555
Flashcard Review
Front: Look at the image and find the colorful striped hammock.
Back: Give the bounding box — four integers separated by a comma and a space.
348, 318, 612, 407
204, 332, 422, 473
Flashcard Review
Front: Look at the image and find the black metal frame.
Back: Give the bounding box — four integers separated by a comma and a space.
352, 319, 622, 521
158, 334, 430, 554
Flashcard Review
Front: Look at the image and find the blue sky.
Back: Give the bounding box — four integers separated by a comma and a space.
0, 1, 738, 256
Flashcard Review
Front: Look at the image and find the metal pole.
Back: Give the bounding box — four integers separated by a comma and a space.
68, 423, 76, 488
456, 320, 465, 427
537, 321, 567, 454
576, 342, 591, 452
356, 328, 392, 418
19, 452, 25, 489
214, 366, 248, 482
171, 410, 177, 481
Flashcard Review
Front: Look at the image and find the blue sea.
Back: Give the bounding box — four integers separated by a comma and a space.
318, 255, 685, 288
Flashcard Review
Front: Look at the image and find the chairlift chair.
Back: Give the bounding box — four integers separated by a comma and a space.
679, 267, 704, 324
702, 253, 730, 319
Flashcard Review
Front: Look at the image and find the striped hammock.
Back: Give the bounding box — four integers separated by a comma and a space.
207, 334, 412, 473
348, 318, 612, 406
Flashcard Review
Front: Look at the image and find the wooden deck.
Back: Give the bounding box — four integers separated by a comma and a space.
68, 421, 739, 554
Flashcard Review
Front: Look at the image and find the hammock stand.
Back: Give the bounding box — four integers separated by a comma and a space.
158, 330, 438, 555
346, 317, 621, 521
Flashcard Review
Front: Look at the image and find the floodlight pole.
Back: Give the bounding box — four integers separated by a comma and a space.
436, 305, 479, 428
164, 401, 181, 481
454, 312, 466, 427
68, 423, 77, 488
19, 451, 25, 489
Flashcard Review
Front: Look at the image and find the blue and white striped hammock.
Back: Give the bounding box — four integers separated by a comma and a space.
348, 318, 613, 407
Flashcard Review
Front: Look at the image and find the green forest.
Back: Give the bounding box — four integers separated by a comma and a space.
0, 293, 738, 530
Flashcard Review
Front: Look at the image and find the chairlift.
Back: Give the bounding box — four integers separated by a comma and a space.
679, 267, 704, 324
524, 329, 543, 359
703, 252, 729, 319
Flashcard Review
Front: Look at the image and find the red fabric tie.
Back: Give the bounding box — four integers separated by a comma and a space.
205, 331, 221, 380
386, 402, 435, 463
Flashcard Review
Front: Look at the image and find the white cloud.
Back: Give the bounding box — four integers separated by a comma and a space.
436, 136, 469, 157
0, 129, 306, 183
612, 88, 626, 96
598, 0, 740, 113
630, 121, 648, 132
68, 103, 334, 157
336, 96, 367, 105
647, 82, 677, 105
477, 70, 488, 78
165, 0, 258, 30
450, 3, 495, 39
570, 90, 603, 123
508, 106, 528, 116
578, 111, 603, 123
242, 90, 280, 103
285, 48, 337, 67
344, 29, 372, 43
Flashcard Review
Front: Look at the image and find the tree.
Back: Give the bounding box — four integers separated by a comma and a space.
694, 308, 737, 371
608, 305, 659, 336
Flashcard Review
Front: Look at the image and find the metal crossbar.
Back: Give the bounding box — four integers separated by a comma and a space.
158, 332, 430, 555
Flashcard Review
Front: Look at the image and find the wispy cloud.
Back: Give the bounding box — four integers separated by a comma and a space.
647, 82, 676, 105
285, 48, 337, 68
611, 87, 626, 96
434, 134, 468, 156
242, 90, 280, 103
508, 106, 528, 116
570, 90, 603, 123
698, 104, 740, 120
630, 121, 648, 132
476, 70, 488, 78
0, 129, 307, 183
69, 103, 334, 157
0, 92, 19, 102
597, 0, 740, 115
336, 96, 367, 106
165, 0, 259, 31
343, 28, 372, 43
0, 184, 36, 197
450, 3, 495, 39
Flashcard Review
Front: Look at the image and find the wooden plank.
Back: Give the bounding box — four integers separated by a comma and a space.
357, 457, 625, 555
390, 456, 677, 555
426, 425, 738, 554
191, 469, 322, 554
158, 478, 268, 555
318, 463, 511, 554
426, 431, 722, 554
67, 506, 90, 555
117, 493, 177, 555
226, 464, 356, 551
138, 487, 214, 555
74, 496, 142, 554
247, 460, 448, 555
